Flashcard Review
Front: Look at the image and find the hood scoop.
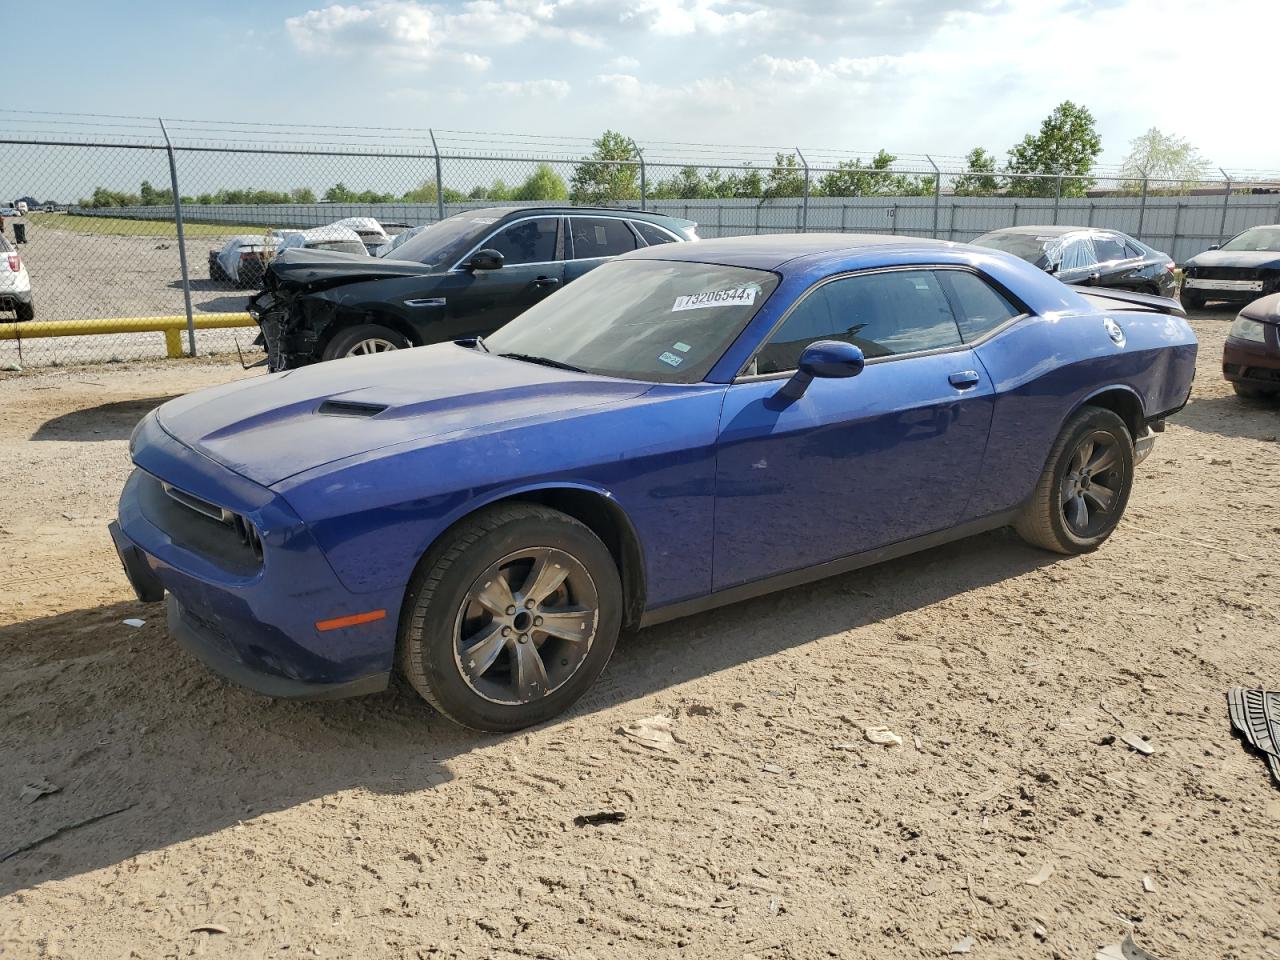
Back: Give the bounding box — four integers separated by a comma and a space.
318, 399, 388, 418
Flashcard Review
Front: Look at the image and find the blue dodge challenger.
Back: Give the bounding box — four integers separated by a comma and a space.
110, 234, 1197, 730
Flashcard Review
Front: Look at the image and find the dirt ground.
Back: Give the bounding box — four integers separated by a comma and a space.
1, 310, 1278, 960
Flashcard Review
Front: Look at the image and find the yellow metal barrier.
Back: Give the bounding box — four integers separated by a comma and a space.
0, 313, 256, 358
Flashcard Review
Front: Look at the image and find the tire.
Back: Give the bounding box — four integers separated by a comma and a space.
14, 298, 33, 323
1181, 289, 1205, 310
1015, 406, 1135, 555
321, 323, 412, 361
1233, 382, 1276, 400
398, 504, 623, 731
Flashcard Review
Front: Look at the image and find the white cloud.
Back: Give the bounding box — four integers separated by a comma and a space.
483, 79, 571, 99
606, 54, 640, 70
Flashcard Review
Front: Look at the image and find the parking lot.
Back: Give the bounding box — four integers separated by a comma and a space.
0, 219, 265, 367
1, 311, 1277, 959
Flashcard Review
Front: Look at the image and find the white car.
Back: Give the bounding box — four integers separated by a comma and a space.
0, 234, 33, 321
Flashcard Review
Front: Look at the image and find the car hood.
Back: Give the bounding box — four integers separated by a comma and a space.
266, 246, 438, 290
1185, 249, 1280, 270
154, 344, 650, 487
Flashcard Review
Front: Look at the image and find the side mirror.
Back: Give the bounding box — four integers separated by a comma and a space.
776, 340, 865, 402
1087, 271, 1102, 284
1208, 244, 1220, 251
466, 248, 504, 271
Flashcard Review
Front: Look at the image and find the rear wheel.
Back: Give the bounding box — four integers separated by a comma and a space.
321, 323, 412, 361
1015, 407, 1135, 555
398, 504, 622, 731
14, 298, 33, 322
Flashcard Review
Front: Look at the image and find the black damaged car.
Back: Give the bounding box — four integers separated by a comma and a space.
248, 206, 698, 370
971, 225, 1178, 298
1181, 225, 1280, 309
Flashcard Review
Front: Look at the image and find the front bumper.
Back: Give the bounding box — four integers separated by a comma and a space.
1134, 425, 1157, 466
1223, 336, 1280, 390
111, 417, 398, 700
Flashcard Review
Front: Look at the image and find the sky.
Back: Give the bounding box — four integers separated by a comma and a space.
7, 0, 1279, 174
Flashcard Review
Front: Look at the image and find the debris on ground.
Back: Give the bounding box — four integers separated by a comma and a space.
864, 726, 903, 747
1119, 732, 1155, 756
618, 715, 676, 753
1025, 862, 1055, 887
1094, 932, 1160, 960
190, 924, 230, 935
1227, 687, 1280, 787
761, 763, 784, 775
950, 935, 974, 954
19, 778, 60, 804
121, 618, 146, 628
573, 811, 627, 827
1142, 876, 1155, 893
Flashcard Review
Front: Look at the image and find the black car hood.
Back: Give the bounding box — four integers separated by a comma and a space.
1185, 250, 1280, 270
1241, 292, 1280, 323
266, 247, 438, 290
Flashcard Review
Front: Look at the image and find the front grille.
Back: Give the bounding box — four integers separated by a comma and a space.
138, 472, 263, 574
1189, 266, 1262, 281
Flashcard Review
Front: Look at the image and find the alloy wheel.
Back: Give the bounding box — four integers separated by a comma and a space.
345, 337, 400, 356
453, 547, 599, 705
1059, 430, 1122, 538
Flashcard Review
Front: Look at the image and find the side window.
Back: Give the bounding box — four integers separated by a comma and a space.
755, 270, 963, 375
1092, 235, 1128, 263
1059, 236, 1096, 272
632, 220, 678, 246
569, 217, 638, 259
938, 271, 1021, 343
487, 217, 559, 266
1123, 240, 1146, 260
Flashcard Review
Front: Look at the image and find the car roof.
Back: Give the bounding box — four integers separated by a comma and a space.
462, 206, 695, 228
986, 225, 1127, 239
624, 232, 957, 271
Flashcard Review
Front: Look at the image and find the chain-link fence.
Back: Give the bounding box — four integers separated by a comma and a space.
2, 118, 1278, 368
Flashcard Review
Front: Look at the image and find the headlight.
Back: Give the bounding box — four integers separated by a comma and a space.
1229, 316, 1269, 343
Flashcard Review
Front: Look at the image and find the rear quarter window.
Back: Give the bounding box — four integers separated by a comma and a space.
938, 270, 1022, 342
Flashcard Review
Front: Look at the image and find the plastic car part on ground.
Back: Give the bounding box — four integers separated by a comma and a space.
1228, 687, 1280, 786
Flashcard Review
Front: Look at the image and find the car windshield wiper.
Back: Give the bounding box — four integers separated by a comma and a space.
498, 352, 588, 374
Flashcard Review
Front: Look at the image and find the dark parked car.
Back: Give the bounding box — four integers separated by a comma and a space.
1182, 225, 1280, 309
247, 206, 698, 370
111, 234, 1195, 731
972, 226, 1177, 298
1223, 292, 1280, 399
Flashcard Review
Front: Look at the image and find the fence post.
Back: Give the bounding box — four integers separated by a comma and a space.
628, 138, 646, 211
1171, 202, 1183, 260
158, 118, 196, 357
429, 129, 445, 222
1052, 175, 1062, 225
1136, 174, 1149, 240
796, 147, 809, 233
1218, 168, 1231, 243
926, 155, 941, 239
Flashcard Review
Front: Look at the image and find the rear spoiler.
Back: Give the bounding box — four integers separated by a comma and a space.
1073, 286, 1186, 317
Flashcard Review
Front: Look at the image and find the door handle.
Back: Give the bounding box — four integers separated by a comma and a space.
534, 276, 560, 289
948, 370, 980, 389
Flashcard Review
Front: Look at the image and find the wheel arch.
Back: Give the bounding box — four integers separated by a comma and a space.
1073, 385, 1145, 444
404, 482, 648, 631
316, 304, 425, 354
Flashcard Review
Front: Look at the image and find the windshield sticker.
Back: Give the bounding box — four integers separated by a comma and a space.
658, 352, 684, 367
672, 287, 757, 312
672, 341, 692, 353
471, 218, 498, 224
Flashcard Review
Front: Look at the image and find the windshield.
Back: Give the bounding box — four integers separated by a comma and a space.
386, 213, 498, 266
484, 259, 781, 384
1220, 227, 1280, 253
971, 231, 1055, 265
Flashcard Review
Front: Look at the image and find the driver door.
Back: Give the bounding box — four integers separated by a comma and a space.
712, 268, 996, 591
428, 216, 566, 337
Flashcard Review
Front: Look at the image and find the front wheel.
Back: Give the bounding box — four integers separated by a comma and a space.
1015, 407, 1135, 555
398, 504, 623, 731
321, 323, 412, 361
1233, 382, 1277, 400
1181, 289, 1205, 310
14, 298, 33, 322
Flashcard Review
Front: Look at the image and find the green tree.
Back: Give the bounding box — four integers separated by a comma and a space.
952, 147, 1002, 197
290, 187, 317, 204
818, 149, 933, 197
324, 182, 356, 203
512, 164, 569, 201
1005, 101, 1101, 198
763, 152, 805, 199
570, 130, 640, 204
1120, 127, 1207, 193
403, 180, 466, 204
